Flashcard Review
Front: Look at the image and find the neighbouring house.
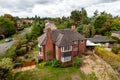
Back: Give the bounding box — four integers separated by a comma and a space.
86, 40, 101, 51
38, 22, 86, 63
17, 19, 33, 27
16, 20, 23, 27
87, 35, 115, 48
111, 31, 120, 39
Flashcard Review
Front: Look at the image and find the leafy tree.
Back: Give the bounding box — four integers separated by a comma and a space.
81, 8, 90, 24
70, 10, 82, 26
94, 12, 112, 34
77, 24, 95, 37
30, 16, 43, 39
77, 25, 84, 33
0, 16, 16, 37
111, 18, 120, 31
4, 14, 17, 28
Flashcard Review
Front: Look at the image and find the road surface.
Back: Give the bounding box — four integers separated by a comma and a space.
0, 39, 15, 53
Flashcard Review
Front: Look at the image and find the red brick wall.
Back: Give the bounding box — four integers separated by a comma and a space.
45, 29, 54, 60
79, 40, 86, 53
72, 44, 79, 57
56, 46, 61, 61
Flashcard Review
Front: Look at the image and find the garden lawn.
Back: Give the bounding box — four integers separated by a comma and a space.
14, 66, 88, 80
0, 39, 5, 44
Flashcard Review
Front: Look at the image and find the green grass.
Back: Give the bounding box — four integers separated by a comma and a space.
13, 66, 89, 80
0, 39, 5, 44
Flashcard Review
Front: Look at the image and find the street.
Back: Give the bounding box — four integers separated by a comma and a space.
0, 39, 15, 53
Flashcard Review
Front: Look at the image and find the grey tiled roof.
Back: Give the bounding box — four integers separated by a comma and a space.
112, 31, 120, 34
38, 29, 86, 47
88, 36, 115, 43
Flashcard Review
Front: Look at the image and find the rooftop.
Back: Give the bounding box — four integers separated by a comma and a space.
87, 35, 115, 43
112, 31, 120, 34
38, 29, 86, 47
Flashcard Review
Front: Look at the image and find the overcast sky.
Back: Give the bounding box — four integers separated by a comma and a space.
0, 0, 120, 18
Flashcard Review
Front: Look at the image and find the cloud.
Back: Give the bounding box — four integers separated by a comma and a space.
0, 0, 120, 17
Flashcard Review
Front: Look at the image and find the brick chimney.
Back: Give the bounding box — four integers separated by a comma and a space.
71, 25, 76, 30
46, 28, 51, 39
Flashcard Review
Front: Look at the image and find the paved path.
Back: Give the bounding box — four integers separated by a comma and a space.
0, 39, 15, 53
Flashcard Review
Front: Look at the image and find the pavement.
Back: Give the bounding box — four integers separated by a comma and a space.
0, 39, 15, 53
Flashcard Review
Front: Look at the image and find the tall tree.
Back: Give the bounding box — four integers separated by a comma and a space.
0, 16, 16, 37
4, 14, 17, 28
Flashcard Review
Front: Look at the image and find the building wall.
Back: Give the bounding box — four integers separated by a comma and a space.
55, 46, 61, 61
79, 40, 86, 53
45, 29, 54, 60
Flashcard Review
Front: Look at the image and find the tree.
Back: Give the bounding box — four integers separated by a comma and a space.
77, 24, 95, 37
4, 14, 17, 28
30, 16, 43, 39
0, 16, 16, 37
81, 8, 90, 24
70, 10, 82, 26
94, 12, 112, 34
111, 18, 120, 31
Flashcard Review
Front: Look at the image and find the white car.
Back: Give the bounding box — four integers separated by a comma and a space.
5, 38, 13, 42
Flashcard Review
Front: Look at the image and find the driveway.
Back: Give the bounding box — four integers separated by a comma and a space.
0, 39, 15, 53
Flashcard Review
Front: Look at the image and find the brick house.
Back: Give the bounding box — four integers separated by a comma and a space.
38, 22, 86, 63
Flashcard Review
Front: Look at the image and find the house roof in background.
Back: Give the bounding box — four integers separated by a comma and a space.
112, 31, 120, 34
87, 35, 115, 43
38, 29, 86, 47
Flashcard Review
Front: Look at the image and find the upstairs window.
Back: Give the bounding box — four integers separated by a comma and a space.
39, 46, 42, 56
61, 46, 72, 52
74, 41, 78, 44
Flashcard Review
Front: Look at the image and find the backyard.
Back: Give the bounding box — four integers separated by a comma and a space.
13, 66, 97, 80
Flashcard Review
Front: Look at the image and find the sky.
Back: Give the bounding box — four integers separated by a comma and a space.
0, 0, 120, 18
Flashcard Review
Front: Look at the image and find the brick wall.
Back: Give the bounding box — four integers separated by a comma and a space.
45, 29, 54, 60
79, 40, 86, 53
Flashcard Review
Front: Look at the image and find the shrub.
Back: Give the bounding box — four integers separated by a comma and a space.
0, 67, 9, 80
73, 57, 82, 68
51, 59, 60, 68
112, 45, 120, 54
0, 58, 13, 70
16, 47, 27, 56
45, 60, 52, 66
37, 62, 46, 68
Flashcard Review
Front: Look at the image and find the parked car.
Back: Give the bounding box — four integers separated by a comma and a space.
5, 38, 13, 42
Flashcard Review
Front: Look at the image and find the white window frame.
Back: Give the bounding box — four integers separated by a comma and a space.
74, 41, 78, 44
38, 45, 42, 56
61, 46, 72, 52
61, 56, 71, 62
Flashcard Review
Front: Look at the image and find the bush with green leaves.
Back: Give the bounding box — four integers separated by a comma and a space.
0, 58, 13, 70
45, 60, 52, 66
73, 57, 82, 68
51, 59, 60, 68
